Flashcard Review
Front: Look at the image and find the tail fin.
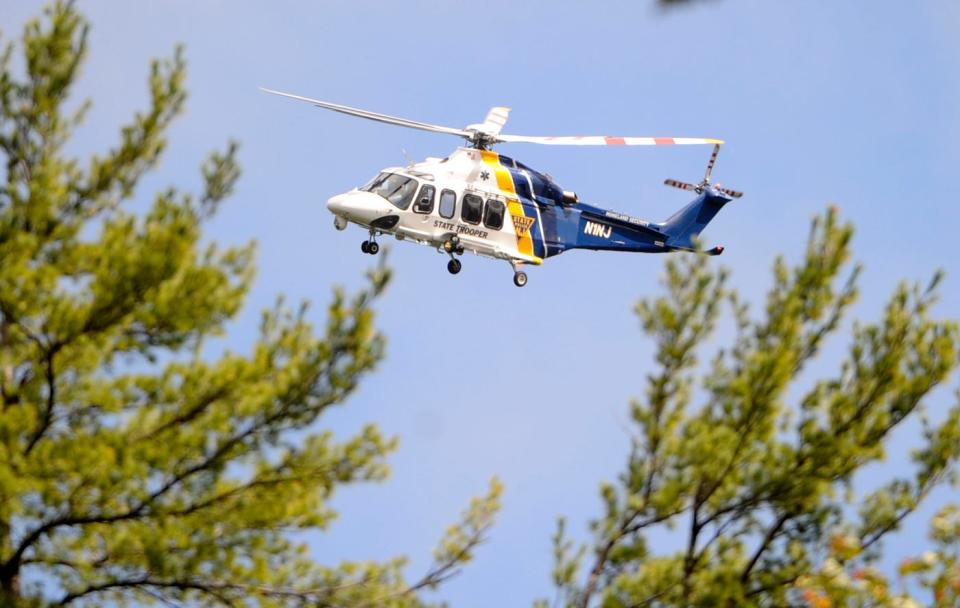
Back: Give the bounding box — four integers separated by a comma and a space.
657, 190, 732, 250
658, 143, 740, 250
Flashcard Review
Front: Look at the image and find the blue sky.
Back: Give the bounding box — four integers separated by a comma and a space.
4, 1, 960, 605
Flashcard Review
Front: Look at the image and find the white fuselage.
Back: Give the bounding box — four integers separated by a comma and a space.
326, 147, 544, 265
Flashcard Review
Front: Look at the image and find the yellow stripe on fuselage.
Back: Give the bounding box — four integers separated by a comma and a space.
480, 150, 541, 264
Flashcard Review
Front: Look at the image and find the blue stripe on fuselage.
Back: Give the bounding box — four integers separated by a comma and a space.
504, 164, 565, 258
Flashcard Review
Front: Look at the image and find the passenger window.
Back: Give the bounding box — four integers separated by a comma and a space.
414, 185, 435, 214
461, 193, 483, 225
484, 199, 505, 230
439, 189, 456, 219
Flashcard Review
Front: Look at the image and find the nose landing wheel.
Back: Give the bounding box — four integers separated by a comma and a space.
447, 259, 462, 275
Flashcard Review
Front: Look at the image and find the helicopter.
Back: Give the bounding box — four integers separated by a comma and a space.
262, 88, 742, 287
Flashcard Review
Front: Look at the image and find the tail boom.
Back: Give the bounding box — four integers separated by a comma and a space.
655, 188, 733, 250
565, 189, 732, 255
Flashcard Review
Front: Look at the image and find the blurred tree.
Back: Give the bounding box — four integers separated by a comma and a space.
0, 3, 499, 606
797, 504, 960, 607
540, 208, 960, 607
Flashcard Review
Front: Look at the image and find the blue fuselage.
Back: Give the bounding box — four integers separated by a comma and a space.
497, 153, 711, 257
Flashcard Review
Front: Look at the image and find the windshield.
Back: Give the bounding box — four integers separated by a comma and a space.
361, 172, 419, 210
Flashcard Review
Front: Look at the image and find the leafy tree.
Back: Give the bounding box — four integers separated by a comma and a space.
541, 208, 960, 607
797, 504, 960, 607
0, 3, 499, 606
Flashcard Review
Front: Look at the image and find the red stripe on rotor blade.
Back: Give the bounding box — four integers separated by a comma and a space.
654, 137, 675, 145
604, 136, 626, 145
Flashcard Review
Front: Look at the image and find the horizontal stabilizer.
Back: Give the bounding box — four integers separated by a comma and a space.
715, 186, 743, 199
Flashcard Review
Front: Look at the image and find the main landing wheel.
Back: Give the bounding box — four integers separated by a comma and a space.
443, 241, 464, 255
367, 241, 379, 255
447, 259, 462, 275
360, 241, 369, 254
513, 271, 528, 287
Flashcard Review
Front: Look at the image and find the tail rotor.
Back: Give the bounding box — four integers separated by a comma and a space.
664, 144, 742, 199
704, 142, 719, 183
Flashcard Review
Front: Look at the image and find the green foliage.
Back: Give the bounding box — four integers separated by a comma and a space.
798, 503, 960, 606
545, 208, 960, 607
0, 3, 499, 606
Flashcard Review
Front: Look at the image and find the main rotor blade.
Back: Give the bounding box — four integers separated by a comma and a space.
496, 134, 724, 146
479, 107, 510, 136
260, 88, 472, 138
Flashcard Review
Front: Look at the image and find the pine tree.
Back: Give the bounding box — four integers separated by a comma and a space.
797, 503, 960, 606
0, 3, 499, 606
542, 208, 960, 607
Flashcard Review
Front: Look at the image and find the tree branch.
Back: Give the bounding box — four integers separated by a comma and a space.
579, 506, 688, 608
57, 576, 236, 607
23, 346, 58, 456
681, 483, 705, 602
740, 511, 789, 583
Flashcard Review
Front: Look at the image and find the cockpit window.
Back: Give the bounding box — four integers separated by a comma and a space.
361, 172, 419, 210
